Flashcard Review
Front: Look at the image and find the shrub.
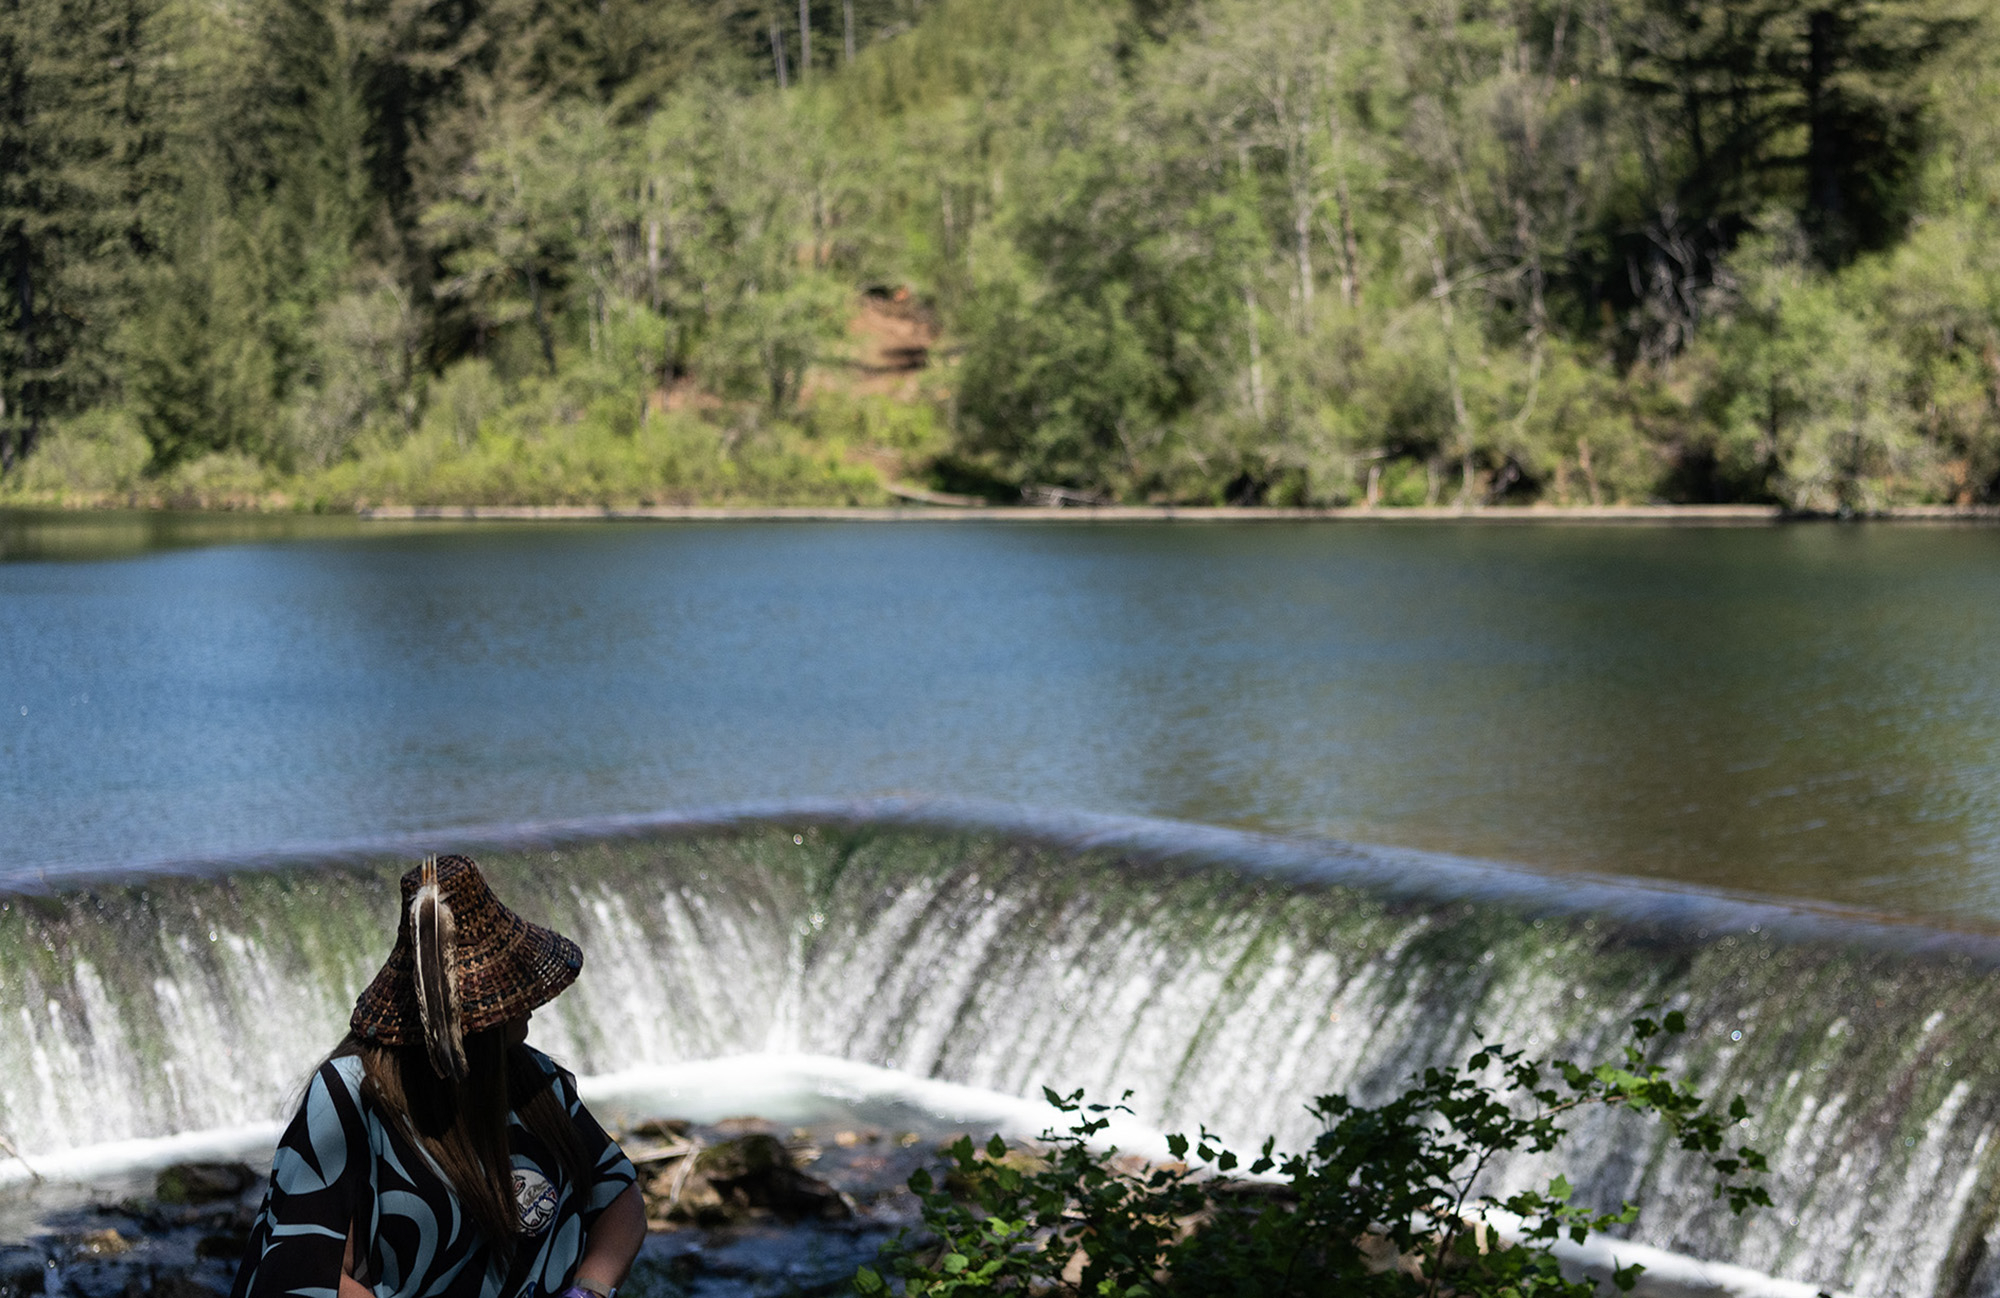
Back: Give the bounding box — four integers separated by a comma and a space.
857, 1012, 1768, 1298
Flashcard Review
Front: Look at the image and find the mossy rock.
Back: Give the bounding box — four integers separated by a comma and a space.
156, 1163, 257, 1205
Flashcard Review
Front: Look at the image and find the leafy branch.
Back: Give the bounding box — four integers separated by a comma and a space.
856, 1011, 1767, 1298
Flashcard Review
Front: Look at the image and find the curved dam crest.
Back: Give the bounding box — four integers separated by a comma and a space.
4, 804, 1998, 1298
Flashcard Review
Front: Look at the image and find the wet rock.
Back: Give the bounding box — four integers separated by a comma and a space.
74, 1231, 133, 1257
106, 1198, 242, 1238
154, 1166, 256, 1207
621, 1127, 700, 1173
711, 1118, 775, 1137
699, 1135, 850, 1222
646, 1135, 850, 1227
626, 1118, 691, 1141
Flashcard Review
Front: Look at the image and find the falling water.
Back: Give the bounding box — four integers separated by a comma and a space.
6, 806, 2000, 1297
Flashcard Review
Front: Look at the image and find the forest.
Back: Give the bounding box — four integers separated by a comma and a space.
2, 0, 1997, 509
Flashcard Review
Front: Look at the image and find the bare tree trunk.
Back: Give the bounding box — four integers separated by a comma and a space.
1804, 8, 1843, 256
1326, 54, 1360, 307
523, 265, 557, 374
811, 182, 827, 268
1288, 104, 1311, 321
1243, 275, 1266, 425
770, 12, 789, 88
5, 251, 38, 472
799, 0, 811, 82
843, 0, 855, 62
646, 217, 661, 310
1508, 196, 1548, 448
1294, 195, 1313, 319
1424, 224, 1476, 507
1333, 174, 1360, 306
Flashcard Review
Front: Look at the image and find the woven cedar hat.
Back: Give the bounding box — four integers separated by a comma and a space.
350, 855, 582, 1079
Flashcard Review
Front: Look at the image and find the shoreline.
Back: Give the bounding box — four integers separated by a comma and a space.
348, 502, 2000, 524
9, 501, 2000, 525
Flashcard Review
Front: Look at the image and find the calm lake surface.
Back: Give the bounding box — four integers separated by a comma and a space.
4, 512, 1999, 923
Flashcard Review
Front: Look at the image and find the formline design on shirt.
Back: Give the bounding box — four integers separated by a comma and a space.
230, 1048, 637, 1298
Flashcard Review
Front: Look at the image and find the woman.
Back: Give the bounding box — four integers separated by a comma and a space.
232, 856, 646, 1298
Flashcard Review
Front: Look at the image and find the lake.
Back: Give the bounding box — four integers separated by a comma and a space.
5, 511, 1999, 923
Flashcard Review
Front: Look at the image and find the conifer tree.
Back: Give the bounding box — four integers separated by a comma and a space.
0, 0, 163, 472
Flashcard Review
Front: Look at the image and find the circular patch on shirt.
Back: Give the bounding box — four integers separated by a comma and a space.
513, 1168, 559, 1235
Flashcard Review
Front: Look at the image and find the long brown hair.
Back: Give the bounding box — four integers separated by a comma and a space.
329, 1026, 591, 1261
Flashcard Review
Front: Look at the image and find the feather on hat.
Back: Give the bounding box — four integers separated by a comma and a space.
351, 855, 582, 1074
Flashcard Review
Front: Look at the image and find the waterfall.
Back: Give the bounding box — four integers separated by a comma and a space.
6, 806, 2000, 1298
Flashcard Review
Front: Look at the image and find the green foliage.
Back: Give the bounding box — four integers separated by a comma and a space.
120, 177, 284, 472
278, 277, 420, 470
807, 391, 948, 456
0, 0, 173, 469
301, 395, 886, 508
859, 1012, 1769, 1298
1688, 223, 1939, 511
5, 0, 1999, 507
0, 408, 151, 501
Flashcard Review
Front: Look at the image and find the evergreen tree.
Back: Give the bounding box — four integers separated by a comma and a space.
121, 167, 282, 469
1603, 0, 1966, 350
0, 0, 164, 472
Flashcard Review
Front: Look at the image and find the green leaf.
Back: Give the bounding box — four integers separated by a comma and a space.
854, 1010, 1768, 1297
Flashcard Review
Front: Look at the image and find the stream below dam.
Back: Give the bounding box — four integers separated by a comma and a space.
6, 809, 2000, 1298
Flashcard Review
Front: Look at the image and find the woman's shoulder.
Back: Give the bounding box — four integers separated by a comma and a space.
325, 1054, 366, 1091
291, 1054, 365, 1119
272, 1055, 372, 1153
517, 1044, 576, 1089
512, 1046, 584, 1111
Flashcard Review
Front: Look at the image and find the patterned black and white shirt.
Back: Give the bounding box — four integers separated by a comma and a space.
231, 1049, 637, 1298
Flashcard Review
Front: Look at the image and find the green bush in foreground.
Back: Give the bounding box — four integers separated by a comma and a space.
858, 1012, 1769, 1297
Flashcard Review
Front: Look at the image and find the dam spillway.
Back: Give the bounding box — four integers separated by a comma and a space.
4, 806, 1998, 1298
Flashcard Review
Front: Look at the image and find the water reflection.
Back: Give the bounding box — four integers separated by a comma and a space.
0, 508, 381, 561
4, 515, 1998, 921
